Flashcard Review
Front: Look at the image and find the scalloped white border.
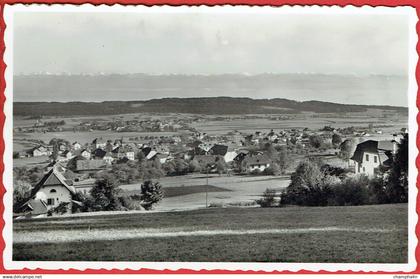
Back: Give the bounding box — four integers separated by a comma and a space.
2, 4, 418, 272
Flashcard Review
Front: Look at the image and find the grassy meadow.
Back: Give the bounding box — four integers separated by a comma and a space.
13, 203, 408, 262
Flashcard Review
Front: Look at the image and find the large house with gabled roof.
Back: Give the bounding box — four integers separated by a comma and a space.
30, 167, 76, 212
350, 140, 395, 177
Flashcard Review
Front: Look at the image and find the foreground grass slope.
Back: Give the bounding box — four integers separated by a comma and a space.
13, 204, 407, 262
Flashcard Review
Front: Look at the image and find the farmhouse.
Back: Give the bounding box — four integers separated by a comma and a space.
245, 154, 271, 173
351, 140, 394, 177
30, 145, 52, 157
29, 167, 76, 213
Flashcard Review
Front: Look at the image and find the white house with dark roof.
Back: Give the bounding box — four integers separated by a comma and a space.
103, 152, 114, 165
72, 141, 82, 150
350, 140, 395, 177
30, 145, 52, 157
245, 154, 271, 173
80, 149, 91, 160
31, 167, 76, 212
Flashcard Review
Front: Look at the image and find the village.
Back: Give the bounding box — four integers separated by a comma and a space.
8, 5, 414, 265
12, 113, 408, 217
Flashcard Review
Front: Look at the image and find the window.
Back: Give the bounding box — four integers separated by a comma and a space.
363, 167, 365, 172
47, 198, 55, 206
374, 156, 378, 163
50, 189, 57, 193
365, 154, 369, 161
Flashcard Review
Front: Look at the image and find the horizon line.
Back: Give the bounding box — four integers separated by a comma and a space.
12, 96, 409, 109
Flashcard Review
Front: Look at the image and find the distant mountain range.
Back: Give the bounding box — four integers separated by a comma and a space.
13, 73, 408, 116
13, 73, 407, 106
14, 96, 407, 117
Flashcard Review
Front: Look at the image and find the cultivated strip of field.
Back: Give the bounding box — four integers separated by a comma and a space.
13, 226, 401, 244
124, 185, 231, 198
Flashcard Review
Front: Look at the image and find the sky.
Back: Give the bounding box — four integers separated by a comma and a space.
12, 8, 411, 105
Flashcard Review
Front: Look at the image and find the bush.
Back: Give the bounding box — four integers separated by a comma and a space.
264, 162, 280, 175
118, 195, 143, 211
331, 175, 370, 206
189, 159, 201, 172
250, 169, 262, 175
309, 135, 323, 149
256, 188, 278, 207
281, 159, 371, 207
48, 202, 70, 216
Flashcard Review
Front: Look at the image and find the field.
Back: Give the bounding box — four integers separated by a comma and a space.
13, 111, 407, 153
191, 113, 407, 136
13, 203, 408, 262
120, 174, 291, 211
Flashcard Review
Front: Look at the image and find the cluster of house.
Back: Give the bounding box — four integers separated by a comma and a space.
75, 118, 188, 133
14, 119, 66, 133
14, 127, 407, 218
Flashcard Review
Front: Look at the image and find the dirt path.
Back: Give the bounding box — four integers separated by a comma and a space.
14, 226, 399, 244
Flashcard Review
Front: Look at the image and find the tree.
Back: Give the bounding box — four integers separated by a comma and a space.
281, 159, 324, 206
386, 133, 408, 203
13, 166, 44, 185
216, 157, 227, 175
265, 143, 278, 159
136, 151, 146, 162
111, 163, 139, 184
13, 180, 32, 211
48, 138, 69, 148
90, 173, 122, 211
368, 176, 389, 204
309, 135, 323, 149
332, 133, 342, 148
141, 180, 164, 210
277, 147, 289, 174
340, 138, 358, 163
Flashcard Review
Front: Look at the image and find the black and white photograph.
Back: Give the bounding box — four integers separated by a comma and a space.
3, 4, 417, 271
